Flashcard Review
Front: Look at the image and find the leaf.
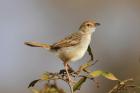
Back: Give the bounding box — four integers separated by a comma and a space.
40, 72, 49, 80
90, 70, 103, 77
28, 79, 40, 88
102, 72, 118, 80
73, 77, 87, 91
30, 88, 40, 93
87, 45, 94, 61
77, 60, 96, 74
80, 60, 93, 70
90, 70, 118, 80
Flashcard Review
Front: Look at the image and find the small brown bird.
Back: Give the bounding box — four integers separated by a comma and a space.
25, 20, 100, 83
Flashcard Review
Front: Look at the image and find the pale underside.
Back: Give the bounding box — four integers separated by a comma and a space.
50, 31, 92, 63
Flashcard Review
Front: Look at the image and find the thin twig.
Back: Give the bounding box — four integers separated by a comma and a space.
68, 82, 74, 93
108, 78, 139, 93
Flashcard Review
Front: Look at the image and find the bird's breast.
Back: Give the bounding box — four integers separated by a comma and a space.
71, 34, 91, 61
57, 34, 91, 62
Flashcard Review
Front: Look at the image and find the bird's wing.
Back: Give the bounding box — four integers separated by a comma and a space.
51, 32, 82, 49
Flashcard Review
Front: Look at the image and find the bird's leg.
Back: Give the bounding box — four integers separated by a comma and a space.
64, 63, 75, 83
67, 64, 75, 73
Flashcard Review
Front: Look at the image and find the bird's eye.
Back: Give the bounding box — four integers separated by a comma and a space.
86, 24, 91, 27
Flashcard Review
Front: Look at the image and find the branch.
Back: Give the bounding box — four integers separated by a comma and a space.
108, 78, 140, 93
73, 77, 87, 91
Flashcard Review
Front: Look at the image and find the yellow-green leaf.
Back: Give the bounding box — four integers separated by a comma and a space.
40, 72, 49, 80
90, 70, 103, 77
31, 88, 40, 93
90, 70, 118, 81
102, 72, 118, 80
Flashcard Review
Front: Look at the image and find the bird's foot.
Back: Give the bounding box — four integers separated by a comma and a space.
67, 76, 76, 85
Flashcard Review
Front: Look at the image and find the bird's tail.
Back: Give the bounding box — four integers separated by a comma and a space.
25, 41, 51, 49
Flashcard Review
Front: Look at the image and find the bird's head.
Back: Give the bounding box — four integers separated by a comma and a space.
79, 20, 100, 33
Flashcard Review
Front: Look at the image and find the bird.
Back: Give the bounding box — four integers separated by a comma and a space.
25, 20, 100, 83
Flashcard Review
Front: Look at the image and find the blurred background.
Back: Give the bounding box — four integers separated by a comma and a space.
0, 0, 140, 93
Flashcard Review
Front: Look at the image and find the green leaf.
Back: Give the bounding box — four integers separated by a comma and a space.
73, 77, 87, 91
28, 79, 40, 88
90, 70, 118, 80
87, 45, 94, 61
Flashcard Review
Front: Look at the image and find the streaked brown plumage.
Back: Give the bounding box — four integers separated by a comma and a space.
25, 20, 100, 83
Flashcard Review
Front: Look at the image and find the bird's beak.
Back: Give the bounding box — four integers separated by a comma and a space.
95, 23, 101, 26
